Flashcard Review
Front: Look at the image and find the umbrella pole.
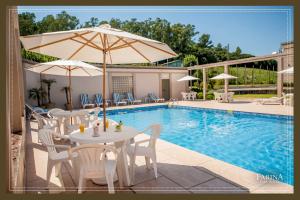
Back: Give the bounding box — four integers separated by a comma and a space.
69, 69, 73, 124
69, 69, 73, 111
103, 35, 107, 132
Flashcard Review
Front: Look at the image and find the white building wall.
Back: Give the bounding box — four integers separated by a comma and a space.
23, 60, 188, 109
135, 73, 160, 99
171, 73, 188, 99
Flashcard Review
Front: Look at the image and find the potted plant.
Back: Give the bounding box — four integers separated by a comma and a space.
61, 86, 72, 110
42, 78, 56, 108
28, 87, 45, 107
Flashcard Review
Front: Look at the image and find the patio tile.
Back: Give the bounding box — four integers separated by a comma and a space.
160, 146, 214, 166
157, 160, 215, 189
131, 176, 189, 193
189, 178, 248, 194
131, 164, 162, 185
251, 181, 293, 194
199, 159, 265, 191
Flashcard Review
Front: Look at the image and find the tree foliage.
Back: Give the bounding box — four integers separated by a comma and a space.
19, 11, 253, 64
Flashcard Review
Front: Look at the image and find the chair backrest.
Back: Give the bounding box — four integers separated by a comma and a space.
69, 144, 118, 177
48, 108, 64, 118
80, 94, 89, 105
113, 93, 120, 103
149, 93, 157, 100
38, 129, 57, 155
127, 92, 134, 101
146, 124, 161, 149
89, 108, 101, 122
191, 92, 197, 98
95, 94, 103, 104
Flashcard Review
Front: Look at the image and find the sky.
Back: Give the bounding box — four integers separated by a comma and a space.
18, 6, 294, 56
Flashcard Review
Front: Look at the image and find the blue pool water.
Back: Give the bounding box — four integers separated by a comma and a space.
103, 105, 294, 185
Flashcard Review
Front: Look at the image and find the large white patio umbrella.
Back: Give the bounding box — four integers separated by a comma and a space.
210, 73, 237, 96
277, 66, 294, 74
20, 24, 177, 131
27, 59, 103, 110
177, 75, 199, 82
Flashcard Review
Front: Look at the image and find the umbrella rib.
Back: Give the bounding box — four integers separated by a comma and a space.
98, 33, 105, 49
74, 33, 104, 51
118, 37, 151, 62
28, 31, 91, 51
70, 38, 100, 50
106, 37, 113, 64
68, 34, 99, 59
39, 65, 58, 74
107, 38, 122, 50
137, 40, 177, 57
109, 41, 137, 51
80, 67, 93, 76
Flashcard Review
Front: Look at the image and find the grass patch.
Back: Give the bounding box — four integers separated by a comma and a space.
233, 94, 276, 99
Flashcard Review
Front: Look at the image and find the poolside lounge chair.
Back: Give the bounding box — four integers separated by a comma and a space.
80, 94, 95, 109
148, 93, 165, 103
256, 97, 284, 105
126, 92, 142, 104
113, 93, 127, 106
94, 94, 109, 107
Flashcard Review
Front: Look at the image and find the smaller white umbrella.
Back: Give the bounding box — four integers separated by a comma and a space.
277, 67, 294, 74
210, 73, 237, 80
27, 59, 103, 110
210, 73, 237, 102
177, 75, 199, 82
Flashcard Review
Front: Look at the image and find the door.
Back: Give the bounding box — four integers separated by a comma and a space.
162, 79, 170, 100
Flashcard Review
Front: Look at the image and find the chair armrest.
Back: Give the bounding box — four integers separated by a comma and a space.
135, 139, 151, 146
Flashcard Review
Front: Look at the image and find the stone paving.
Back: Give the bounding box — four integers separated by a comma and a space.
25, 101, 293, 194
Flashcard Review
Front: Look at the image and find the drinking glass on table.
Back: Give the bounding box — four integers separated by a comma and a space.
79, 123, 85, 133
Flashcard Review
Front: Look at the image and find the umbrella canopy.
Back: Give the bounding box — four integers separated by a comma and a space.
277, 67, 294, 74
210, 73, 237, 80
177, 75, 199, 82
20, 24, 177, 64
27, 59, 103, 110
27, 59, 103, 76
20, 24, 177, 131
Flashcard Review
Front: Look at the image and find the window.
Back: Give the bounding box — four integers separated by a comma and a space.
112, 76, 134, 94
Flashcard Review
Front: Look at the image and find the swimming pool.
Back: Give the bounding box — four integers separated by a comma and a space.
103, 105, 294, 185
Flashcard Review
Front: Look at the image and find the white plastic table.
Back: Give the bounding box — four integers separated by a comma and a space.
52, 110, 90, 135
69, 126, 140, 187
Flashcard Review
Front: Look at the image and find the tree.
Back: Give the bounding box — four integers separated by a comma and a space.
42, 79, 56, 104
81, 17, 99, 28
183, 55, 198, 67
37, 11, 79, 33
197, 34, 213, 48
18, 12, 38, 36
28, 87, 45, 106
235, 46, 242, 55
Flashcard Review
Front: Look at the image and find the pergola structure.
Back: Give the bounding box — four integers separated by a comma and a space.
187, 52, 293, 99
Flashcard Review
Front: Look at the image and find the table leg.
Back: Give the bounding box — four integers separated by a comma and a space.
118, 143, 131, 186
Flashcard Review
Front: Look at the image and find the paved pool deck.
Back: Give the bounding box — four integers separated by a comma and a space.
25, 100, 293, 194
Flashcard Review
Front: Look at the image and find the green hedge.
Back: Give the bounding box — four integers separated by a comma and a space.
22, 49, 58, 63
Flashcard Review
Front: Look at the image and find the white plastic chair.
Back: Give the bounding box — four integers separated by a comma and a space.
181, 92, 188, 101
127, 124, 161, 184
38, 129, 76, 188
68, 144, 120, 194
33, 112, 60, 142
190, 92, 197, 101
